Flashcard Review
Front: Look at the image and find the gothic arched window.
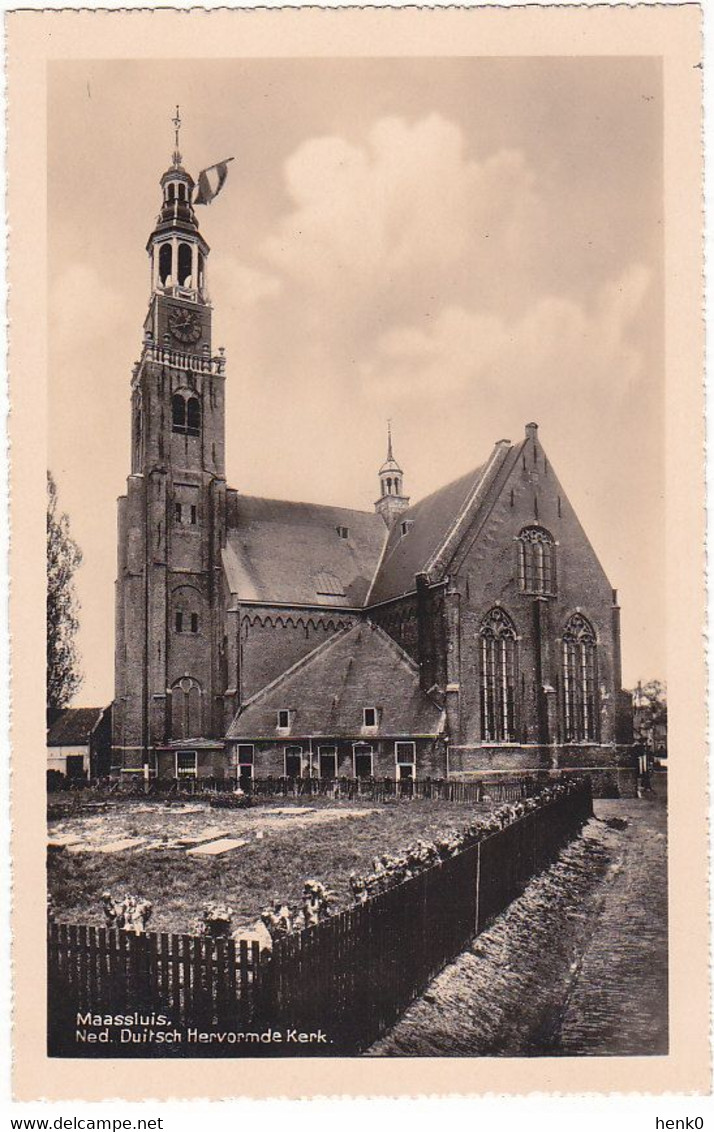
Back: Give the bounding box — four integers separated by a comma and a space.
170, 676, 202, 740
562, 613, 598, 742
518, 526, 556, 595
480, 607, 518, 743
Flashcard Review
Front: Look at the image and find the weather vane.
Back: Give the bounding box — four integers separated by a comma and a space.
172, 104, 182, 167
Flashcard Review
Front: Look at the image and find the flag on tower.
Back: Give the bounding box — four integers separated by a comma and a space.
194, 157, 234, 205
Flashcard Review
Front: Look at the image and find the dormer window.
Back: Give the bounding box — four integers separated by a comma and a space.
400, 519, 414, 537
363, 707, 377, 727
337, 526, 349, 540
277, 710, 290, 729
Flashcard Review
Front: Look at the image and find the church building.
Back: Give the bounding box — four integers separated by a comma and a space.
112, 137, 634, 788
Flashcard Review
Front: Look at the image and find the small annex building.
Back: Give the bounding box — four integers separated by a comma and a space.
47, 706, 112, 781
112, 142, 634, 791
224, 621, 445, 787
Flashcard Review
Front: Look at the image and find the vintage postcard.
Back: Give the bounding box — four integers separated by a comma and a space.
6, 2, 709, 1101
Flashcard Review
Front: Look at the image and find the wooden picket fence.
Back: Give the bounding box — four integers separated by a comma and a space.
85, 774, 539, 804
48, 781, 592, 1055
47, 926, 262, 1055
266, 782, 593, 1051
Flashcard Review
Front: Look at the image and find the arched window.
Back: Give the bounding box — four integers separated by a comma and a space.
172, 393, 186, 432
562, 613, 598, 742
172, 393, 201, 437
167, 183, 175, 203
178, 184, 186, 202
186, 396, 201, 436
480, 608, 518, 742
518, 526, 556, 595
178, 242, 192, 286
159, 243, 172, 285
170, 676, 202, 740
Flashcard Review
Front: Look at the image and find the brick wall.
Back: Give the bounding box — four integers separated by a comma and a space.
446, 429, 624, 750
226, 737, 444, 779
238, 608, 354, 701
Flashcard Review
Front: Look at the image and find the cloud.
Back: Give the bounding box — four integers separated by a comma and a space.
249, 113, 650, 423
261, 115, 541, 334
358, 264, 651, 410
213, 260, 282, 311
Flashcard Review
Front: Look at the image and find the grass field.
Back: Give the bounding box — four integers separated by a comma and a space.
47, 796, 490, 935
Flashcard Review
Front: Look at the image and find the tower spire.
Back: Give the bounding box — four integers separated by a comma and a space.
172, 104, 182, 168
375, 421, 409, 527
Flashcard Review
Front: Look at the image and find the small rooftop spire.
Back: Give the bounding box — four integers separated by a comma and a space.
171, 104, 182, 168
376, 420, 409, 526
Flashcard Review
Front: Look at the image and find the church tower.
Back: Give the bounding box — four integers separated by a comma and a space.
112, 112, 228, 778
375, 423, 410, 527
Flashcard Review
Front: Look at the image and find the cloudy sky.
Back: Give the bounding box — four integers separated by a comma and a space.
48, 57, 663, 703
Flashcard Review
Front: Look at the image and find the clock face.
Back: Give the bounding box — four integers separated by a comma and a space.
168, 307, 202, 345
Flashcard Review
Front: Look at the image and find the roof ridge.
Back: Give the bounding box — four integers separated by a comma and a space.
422, 440, 513, 579
232, 494, 378, 518
364, 523, 392, 606
365, 462, 489, 597
398, 462, 482, 517
237, 623, 356, 710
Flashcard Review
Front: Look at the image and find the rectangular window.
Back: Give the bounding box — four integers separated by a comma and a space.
285, 745, 302, 778
175, 611, 183, 633
363, 707, 377, 728
175, 749, 197, 778
318, 745, 337, 779
190, 612, 199, 634
190, 504, 197, 525
237, 744, 254, 785
353, 744, 373, 779
277, 709, 290, 729
395, 741, 416, 780
336, 526, 349, 539
174, 502, 183, 524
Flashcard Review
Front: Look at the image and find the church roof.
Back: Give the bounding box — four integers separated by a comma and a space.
367, 462, 489, 605
226, 621, 445, 741
223, 495, 387, 608
47, 707, 106, 747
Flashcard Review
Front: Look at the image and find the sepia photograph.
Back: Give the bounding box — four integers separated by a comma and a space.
44, 52, 668, 1060
6, 2, 707, 1101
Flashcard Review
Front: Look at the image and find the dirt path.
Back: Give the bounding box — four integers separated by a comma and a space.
370, 795, 667, 1057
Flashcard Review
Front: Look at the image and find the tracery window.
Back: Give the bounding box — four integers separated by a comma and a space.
518, 526, 556, 595
170, 677, 202, 741
480, 608, 518, 743
562, 613, 598, 742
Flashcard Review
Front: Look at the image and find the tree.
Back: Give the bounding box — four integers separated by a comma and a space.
47, 471, 83, 717
631, 679, 667, 755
